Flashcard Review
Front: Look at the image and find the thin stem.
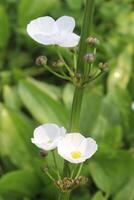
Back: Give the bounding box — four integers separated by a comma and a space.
57, 51, 74, 76
73, 48, 77, 70
44, 170, 55, 182
75, 163, 83, 179
44, 64, 71, 81
52, 150, 61, 180
89, 71, 103, 81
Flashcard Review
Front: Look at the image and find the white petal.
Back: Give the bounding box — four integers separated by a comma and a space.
28, 34, 56, 45
27, 16, 56, 35
84, 137, 98, 159
32, 123, 66, 150
61, 154, 86, 164
27, 16, 58, 45
31, 138, 47, 150
58, 133, 97, 164
57, 32, 80, 47
57, 133, 85, 162
56, 16, 75, 32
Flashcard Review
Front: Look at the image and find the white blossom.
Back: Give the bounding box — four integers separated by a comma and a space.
31, 123, 66, 151
27, 16, 80, 47
57, 133, 97, 164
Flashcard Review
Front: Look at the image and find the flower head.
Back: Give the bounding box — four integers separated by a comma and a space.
57, 133, 97, 164
27, 16, 80, 47
31, 123, 66, 151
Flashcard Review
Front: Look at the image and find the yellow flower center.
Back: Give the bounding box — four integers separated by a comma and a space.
71, 151, 81, 159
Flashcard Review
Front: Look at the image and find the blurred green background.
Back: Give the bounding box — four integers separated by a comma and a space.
0, 0, 134, 199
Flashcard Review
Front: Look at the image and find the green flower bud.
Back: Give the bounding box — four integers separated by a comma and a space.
86, 36, 100, 46
84, 53, 95, 62
36, 55, 47, 65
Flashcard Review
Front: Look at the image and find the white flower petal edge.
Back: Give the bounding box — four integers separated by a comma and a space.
31, 123, 66, 151
57, 133, 97, 164
27, 16, 80, 47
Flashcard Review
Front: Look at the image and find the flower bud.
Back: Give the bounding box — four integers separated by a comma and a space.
35, 55, 47, 65
39, 149, 48, 158
84, 53, 95, 63
86, 37, 100, 46
74, 176, 88, 185
53, 59, 65, 68
99, 62, 109, 72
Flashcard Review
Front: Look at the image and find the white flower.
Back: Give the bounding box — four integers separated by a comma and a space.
57, 133, 97, 164
27, 16, 80, 47
31, 123, 66, 151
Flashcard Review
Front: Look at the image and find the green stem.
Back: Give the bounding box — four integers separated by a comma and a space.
60, 192, 70, 200
44, 170, 55, 182
69, 87, 84, 132
61, 0, 96, 199
52, 150, 61, 180
44, 64, 71, 81
77, 0, 95, 76
75, 163, 83, 179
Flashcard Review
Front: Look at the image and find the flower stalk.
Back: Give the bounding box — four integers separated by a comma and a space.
62, 0, 96, 199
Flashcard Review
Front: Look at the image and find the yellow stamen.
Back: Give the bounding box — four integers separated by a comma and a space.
71, 151, 81, 159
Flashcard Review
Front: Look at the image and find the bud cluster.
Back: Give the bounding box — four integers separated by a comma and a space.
55, 176, 88, 193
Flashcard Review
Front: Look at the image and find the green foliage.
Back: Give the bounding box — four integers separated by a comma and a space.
18, 78, 68, 127
0, 5, 10, 50
0, 170, 41, 198
0, 0, 133, 199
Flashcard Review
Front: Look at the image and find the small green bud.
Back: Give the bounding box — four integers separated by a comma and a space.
52, 59, 65, 68
99, 62, 109, 72
86, 36, 100, 46
39, 150, 48, 158
36, 55, 47, 65
84, 53, 95, 62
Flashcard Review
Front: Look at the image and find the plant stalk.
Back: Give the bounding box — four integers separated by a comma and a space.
61, 0, 96, 199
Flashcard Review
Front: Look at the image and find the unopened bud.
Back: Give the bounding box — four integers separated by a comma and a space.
99, 62, 108, 72
36, 55, 47, 65
39, 150, 48, 158
84, 53, 95, 62
52, 59, 65, 68
86, 37, 100, 46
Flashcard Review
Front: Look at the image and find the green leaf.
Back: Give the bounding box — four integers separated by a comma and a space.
17, 0, 60, 28
89, 87, 131, 148
108, 44, 133, 90
3, 85, 22, 110
80, 85, 103, 136
114, 171, 134, 200
18, 78, 68, 127
0, 105, 36, 168
0, 170, 41, 198
92, 191, 105, 200
0, 5, 10, 49
89, 151, 133, 195
66, 0, 83, 10
62, 83, 74, 111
